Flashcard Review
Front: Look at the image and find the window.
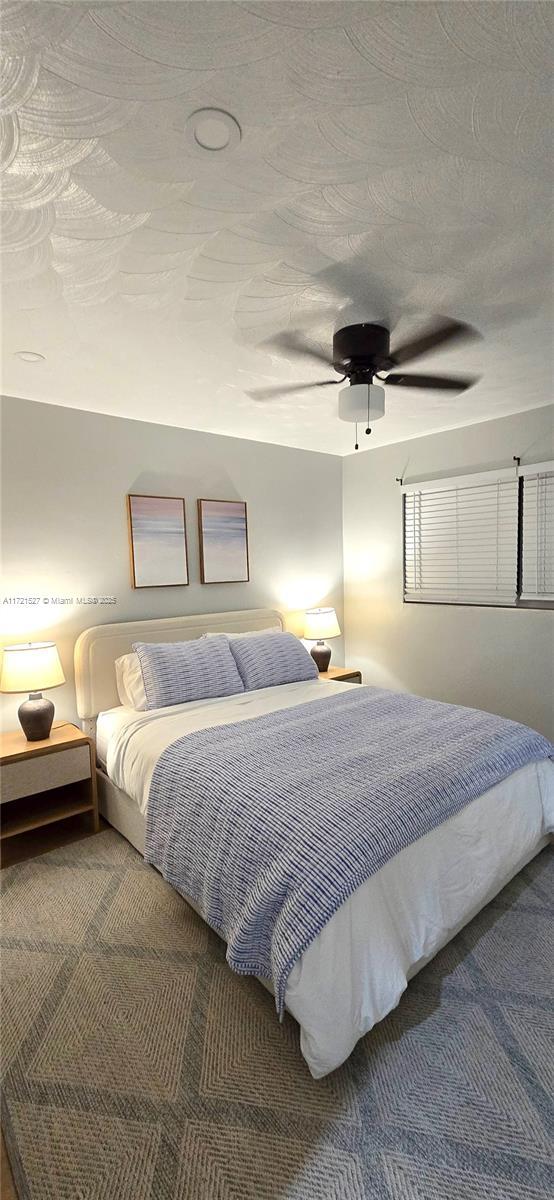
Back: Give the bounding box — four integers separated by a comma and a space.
521, 464, 554, 601
403, 462, 554, 609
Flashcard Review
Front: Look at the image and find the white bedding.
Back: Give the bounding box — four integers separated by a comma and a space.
99, 678, 352, 813
97, 683, 554, 1077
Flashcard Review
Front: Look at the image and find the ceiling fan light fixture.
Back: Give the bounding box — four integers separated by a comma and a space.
339, 383, 385, 424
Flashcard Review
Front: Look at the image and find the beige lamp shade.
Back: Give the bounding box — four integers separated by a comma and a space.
0, 642, 65, 694
304, 607, 341, 641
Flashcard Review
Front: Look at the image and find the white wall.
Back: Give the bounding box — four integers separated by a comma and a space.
3, 396, 553, 739
1, 396, 344, 728
343, 405, 554, 739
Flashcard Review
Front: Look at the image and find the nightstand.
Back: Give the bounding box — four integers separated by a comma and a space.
319, 666, 362, 684
0, 722, 99, 847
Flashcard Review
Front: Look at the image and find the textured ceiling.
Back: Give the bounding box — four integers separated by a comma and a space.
1, 1, 552, 455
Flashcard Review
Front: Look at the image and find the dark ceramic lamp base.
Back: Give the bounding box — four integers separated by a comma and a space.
310, 641, 332, 672
18, 692, 55, 741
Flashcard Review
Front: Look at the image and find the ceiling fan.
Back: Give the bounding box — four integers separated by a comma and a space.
247, 317, 481, 449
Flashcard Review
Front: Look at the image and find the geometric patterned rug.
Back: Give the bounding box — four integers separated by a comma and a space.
1, 831, 552, 1199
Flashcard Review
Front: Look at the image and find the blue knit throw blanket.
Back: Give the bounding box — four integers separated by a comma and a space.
145, 687, 552, 1015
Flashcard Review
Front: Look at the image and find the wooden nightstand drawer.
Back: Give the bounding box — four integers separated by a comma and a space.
1, 745, 91, 805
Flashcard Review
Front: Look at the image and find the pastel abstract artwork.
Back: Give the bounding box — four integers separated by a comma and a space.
198, 499, 249, 584
127, 495, 188, 588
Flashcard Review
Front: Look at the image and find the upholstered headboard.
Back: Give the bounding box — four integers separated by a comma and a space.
74, 608, 284, 726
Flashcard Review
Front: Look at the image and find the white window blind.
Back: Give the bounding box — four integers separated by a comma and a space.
521, 463, 554, 601
403, 470, 519, 606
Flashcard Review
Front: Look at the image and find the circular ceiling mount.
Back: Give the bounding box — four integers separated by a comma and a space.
14, 350, 45, 362
185, 108, 241, 155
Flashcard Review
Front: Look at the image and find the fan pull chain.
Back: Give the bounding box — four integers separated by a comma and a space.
366, 391, 371, 435
354, 422, 359, 451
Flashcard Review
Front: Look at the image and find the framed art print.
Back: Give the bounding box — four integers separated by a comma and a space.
197, 499, 249, 584
127, 494, 189, 588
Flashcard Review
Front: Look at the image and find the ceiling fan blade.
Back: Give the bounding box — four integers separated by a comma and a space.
247, 379, 338, 402
390, 319, 480, 366
260, 330, 333, 367
385, 373, 479, 393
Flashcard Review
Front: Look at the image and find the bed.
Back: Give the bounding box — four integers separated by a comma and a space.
74, 608, 554, 1079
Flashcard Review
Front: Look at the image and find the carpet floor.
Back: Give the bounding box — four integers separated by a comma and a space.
1, 830, 552, 1199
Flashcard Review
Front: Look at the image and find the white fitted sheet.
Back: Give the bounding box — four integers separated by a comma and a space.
97, 684, 554, 1077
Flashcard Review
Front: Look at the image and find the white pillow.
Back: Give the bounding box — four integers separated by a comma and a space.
115, 652, 147, 711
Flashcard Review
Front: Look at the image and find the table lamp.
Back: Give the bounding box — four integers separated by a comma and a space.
304, 607, 341, 672
0, 642, 65, 741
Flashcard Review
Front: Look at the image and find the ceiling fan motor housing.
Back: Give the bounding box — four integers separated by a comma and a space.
339, 383, 385, 424
332, 323, 391, 373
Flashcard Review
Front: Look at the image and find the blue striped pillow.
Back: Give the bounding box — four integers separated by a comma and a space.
227, 631, 318, 691
132, 638, 244, 710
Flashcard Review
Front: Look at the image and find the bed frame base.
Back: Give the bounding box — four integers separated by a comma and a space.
97, 768, 146, 854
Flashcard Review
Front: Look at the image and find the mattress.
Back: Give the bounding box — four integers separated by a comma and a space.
96, 683, 554, 1077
